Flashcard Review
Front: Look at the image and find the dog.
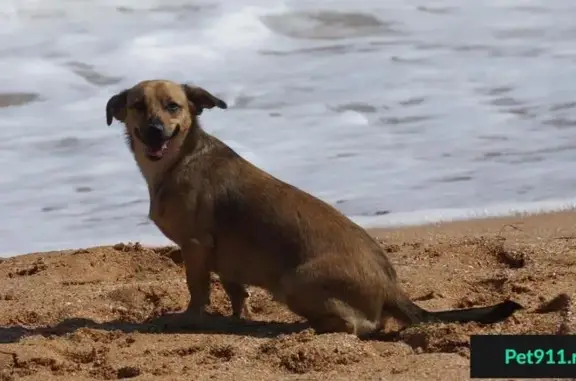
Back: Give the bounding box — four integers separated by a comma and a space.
105, 79, 523, 336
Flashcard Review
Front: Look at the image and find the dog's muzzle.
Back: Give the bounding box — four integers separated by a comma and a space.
135, 121, 180, 161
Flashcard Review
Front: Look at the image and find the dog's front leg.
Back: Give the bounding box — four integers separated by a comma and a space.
180, 237, 213, 325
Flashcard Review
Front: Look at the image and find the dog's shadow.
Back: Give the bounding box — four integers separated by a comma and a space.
0, 313, 400, 344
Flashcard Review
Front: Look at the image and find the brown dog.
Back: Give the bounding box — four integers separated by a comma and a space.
105, 79, 522, 336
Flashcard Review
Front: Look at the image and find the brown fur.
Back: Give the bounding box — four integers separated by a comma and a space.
105, 79, 523, 336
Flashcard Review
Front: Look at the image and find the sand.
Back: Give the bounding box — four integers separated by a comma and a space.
1, 211, 575, 381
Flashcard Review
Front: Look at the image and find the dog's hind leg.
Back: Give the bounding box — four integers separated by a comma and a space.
303, 301, 380, 336
287, 295, 380, 336
280, 268, 381, 336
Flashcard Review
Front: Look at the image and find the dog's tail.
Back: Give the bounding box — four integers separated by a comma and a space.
390, 292, 523, 325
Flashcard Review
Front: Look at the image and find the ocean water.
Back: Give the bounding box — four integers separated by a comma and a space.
1, 0, 576, 256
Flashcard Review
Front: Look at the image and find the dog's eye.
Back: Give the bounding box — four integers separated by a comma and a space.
166, 102, 181, 113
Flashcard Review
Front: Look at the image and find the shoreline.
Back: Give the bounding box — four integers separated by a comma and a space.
354, 198, 576, 229
4, 202, 576, 258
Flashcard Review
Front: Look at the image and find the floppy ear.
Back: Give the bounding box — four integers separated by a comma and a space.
105, 90, 128, 126
181, 84, 228, 115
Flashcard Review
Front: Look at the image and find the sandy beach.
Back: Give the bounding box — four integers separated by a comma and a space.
0, 211, 574, 380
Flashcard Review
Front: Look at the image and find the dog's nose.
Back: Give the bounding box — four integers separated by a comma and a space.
149, 122, 164, 134
148, 118, 164, 132
147, 118, 170, 139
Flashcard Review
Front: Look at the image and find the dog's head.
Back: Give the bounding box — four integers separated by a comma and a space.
105, 80, 227, 161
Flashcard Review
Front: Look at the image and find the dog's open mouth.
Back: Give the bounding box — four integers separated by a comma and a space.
145, 143, 169, 161
135, 125, 180, 162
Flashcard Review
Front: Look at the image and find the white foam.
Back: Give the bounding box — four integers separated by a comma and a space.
339, 110, 370, 126
0, 59, 89, 96
2, 0, 576, 258
200, 4, 284, 50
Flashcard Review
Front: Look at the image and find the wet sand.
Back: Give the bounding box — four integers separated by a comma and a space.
1, 211, 575, 380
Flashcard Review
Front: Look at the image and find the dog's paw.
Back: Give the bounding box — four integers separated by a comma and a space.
155, 309, 232, 331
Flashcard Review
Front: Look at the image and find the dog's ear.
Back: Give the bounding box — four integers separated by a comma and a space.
106, 90, 128, 126
181, 84, 227, 115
